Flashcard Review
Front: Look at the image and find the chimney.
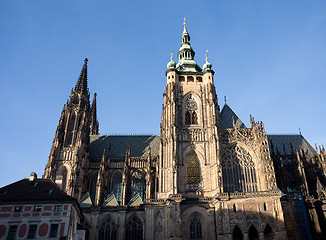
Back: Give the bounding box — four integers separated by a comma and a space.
29, 172, 37, 181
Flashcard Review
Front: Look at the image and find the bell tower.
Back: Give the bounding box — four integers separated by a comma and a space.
158, 21, 222, 199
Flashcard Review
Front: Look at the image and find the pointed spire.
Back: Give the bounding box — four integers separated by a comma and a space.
176, 19, 201, 72
90, 93, 99, 135
74, 58, 89, 95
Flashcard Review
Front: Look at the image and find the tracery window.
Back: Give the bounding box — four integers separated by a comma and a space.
184, 95, 198, 125
126, 215, 143, 240
190, 217, 202, 240
221, 145, 257, 193
131, 171, 146, 200
187, 152, 201, 184
99, 215, 117, 240
108, 171, 122, 203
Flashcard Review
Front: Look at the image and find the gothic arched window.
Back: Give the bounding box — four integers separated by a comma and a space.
187, 152, 201, 184
61, 168, 68, 192
99, 215, 117, 240
126, 215, 143, 240
132, 171, 146, 200
232, 226, 243, 240
89, 171, 98, 199
185, 111, 191, 125
221, 145, 257, 193
190, 217, 202, 240
248, 225, 259, 240
109, 171, 122, 203
184, 95, 198, 125
264, 224, 274, 240
65, 112, 76, 146
192, 111, 198, 124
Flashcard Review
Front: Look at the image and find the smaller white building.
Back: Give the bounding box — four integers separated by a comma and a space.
0, 173, 85, 240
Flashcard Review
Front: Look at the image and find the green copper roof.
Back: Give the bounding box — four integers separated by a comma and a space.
176, 25, 202, 72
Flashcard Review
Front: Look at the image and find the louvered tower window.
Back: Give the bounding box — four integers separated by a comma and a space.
61, 168, 68, 191
65, 113, 76, 146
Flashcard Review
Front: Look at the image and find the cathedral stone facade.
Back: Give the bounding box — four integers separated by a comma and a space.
44, 23, 326, 240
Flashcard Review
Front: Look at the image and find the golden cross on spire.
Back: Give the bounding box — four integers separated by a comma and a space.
170, 51, 173, 60
183, 18, 186, 26
205, 50, 208, 62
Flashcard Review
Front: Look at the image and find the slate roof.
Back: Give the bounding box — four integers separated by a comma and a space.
90, 135, 160, 159
220, 104, 246, 129
0, 178, 76, 203
267, 134, 316, 156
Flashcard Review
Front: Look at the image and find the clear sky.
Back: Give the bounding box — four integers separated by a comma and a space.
1, 0, 326, 187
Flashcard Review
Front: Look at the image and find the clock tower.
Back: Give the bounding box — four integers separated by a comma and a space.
158, 21, 222, 199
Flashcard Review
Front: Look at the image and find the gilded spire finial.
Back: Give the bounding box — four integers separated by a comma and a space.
170, 51, 173, 61
205, 50, 208, 62
183, 18, 186, 26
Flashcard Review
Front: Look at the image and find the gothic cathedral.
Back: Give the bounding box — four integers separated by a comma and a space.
44, 22, 326, 240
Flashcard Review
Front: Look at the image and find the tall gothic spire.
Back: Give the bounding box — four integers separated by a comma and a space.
176, 19, 202, 72
90, 93, 99, 135
75, 58, 89, 95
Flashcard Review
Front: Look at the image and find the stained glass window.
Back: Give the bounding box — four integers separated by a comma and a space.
187, 152, 201, 184
222, 145, 257, 193
132, 172, 146, 200
109, 171, 122, 203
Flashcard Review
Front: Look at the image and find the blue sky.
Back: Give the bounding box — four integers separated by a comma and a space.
1, 0, 326, 187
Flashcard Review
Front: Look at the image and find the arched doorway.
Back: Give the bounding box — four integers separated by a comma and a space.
248, 225, 259, 240
264, 224, 274, 240
232, 226, 243, 240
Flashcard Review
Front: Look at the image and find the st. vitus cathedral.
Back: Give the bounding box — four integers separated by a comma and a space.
44, 22, 326, 240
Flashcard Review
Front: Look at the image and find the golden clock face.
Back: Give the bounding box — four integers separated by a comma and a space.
185, 99, 197, 111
